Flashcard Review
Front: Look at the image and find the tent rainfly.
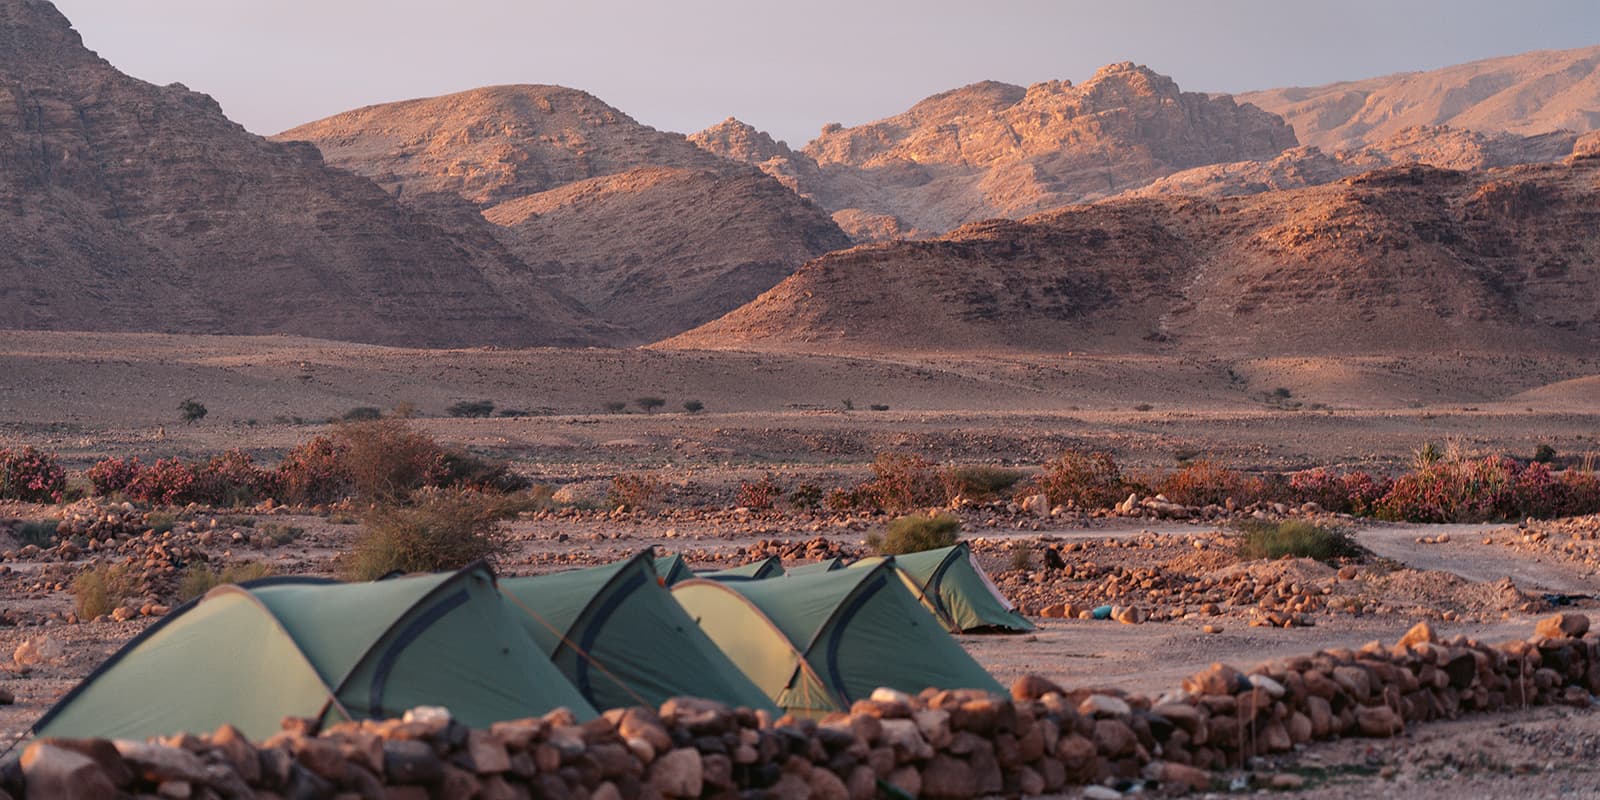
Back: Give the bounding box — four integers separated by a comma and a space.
851, 543, 1035, 633
698, 556, 785, 582
654, 553, 694, 586
32, 564, 596, 742
672, 563, 1003, 717
498, 553, 777, 713
786, 557, 846, 575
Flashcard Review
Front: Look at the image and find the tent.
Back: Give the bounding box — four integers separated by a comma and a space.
33, 564, 596, 742
851, 543, 1035, 633
787, 557, 845, 575
672, 564, 1002, 717
698, 556, 785, 581
654, 553, 694, 586
499, 553, 777, 713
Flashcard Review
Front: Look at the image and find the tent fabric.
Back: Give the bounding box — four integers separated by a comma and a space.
698, 556, 785, 582
786, 558, 845, 575
498, 553, 777, 713
851, 543, 1035, 633
33, 565, 596, 742
654, 554, 694, 586
672, 564, 1002, 717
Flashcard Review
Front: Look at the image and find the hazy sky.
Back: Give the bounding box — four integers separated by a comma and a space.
50, 0, 1600, 147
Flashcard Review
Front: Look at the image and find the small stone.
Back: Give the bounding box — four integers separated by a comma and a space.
1356, 705, 1402, 738
1536, 612, 1590, 639
649, 748, 703, 798
1202, 624, 1223, 634
1271, 773, 1306, 790
1078, 694, 1131, 718
1083, 786, 1122, 800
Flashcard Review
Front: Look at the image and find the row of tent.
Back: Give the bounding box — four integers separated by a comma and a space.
656, 542, 1035, 635
33, 546, 1025, 744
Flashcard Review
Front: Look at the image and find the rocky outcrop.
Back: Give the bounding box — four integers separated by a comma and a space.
661, 157, 1600, 356
278, 87, 850, 344
695, 66, 1297, 240
13, 616, 1600, 798
0, 0, 601, 347
1240, 45, 1600, 151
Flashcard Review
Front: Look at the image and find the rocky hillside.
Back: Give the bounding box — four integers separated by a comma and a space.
0, 0, 603, 347
694, 65, 1298, 241
1129, 126, 1580, 200
661, 154, 1600, 357
277, 87, 850, 343
1240, 46, 1600, 151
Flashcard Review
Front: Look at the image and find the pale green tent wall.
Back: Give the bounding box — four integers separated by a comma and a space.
673, 564, 1002, 717
851, 543, 1034, 633
33, 565, 596, 742
787, 558, 845, 575
654, 553, 694, 586
699, 556, 784, 581
499, 553, 777, 713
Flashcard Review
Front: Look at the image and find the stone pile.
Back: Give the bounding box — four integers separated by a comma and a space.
741, 537, 858, 564
12, 615, 1600, 798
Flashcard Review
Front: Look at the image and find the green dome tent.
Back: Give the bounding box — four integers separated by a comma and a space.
787, 557, 845, 575
654, 553, 694, 586
32, 564, 595, 742
672, 563, 1003, 717
698, 556, 785, 581
851, 543, 1035, 633
498, 553, 777, 713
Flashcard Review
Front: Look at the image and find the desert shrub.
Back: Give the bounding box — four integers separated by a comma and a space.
1375, 456, 1569, 523
258, 522, 304, 546
72, 563, 140, 620
124, 458, 198, 506
683, 400, 704, 414
0, 446, 67, 503
436, 450, 529, 494
1154, 460, 1262, 507
178, 561, 276, 601
736, 474, 783, 511
635, 397, 666, 414
87, 457, 143, 496
603, 401, 627, 414
276, 435, 353, 506
192, 450, 280, 507
869, 404, 890, 412
177, 398, 208, 424
1133, 403, 1154, 412
1009, 547, 1033, 572
1287, 468, 1389, 515
789, 482, 823, 510
14, 519, 59, 548
1029, 451, 1126, 509
1533, 443, 1558, 464
344, 406, 383, 421
1558, 470, 1600, 517
343, 489, 513, 581
942, 465, 1026, 502
868, 512, 961, 556
609, 473, 664, 511
333, 419, 448, 503
824, 486, 872, 513
447, 400, 496, 418
857, 453, 944, 512
145, 512, 178, 534
1234, 519, 1362, 563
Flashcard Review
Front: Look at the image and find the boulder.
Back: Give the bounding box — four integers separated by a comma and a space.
648, 748, 703, 798
21, 742, 120, 796
1536, 613, 1590, 639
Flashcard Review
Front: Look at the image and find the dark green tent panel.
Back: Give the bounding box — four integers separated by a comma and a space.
654, 553, 694, 586
673, 564, 1003, 717
499, 553, 777, 713
33, 565, 596, 742
787, 557, 845, 575
851, 543, 1034, 633
699, 556, 785, 582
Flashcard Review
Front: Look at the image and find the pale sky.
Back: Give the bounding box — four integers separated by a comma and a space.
49, 0, 1600, 148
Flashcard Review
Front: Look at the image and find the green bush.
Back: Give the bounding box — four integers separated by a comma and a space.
683, 400, 704, 414
868, 512, 962, 556
343, 490, 514, 581
257, 523, 304, 547
447, 400, 496, 418
178, 561, 276, 601
73, 563, 140, 620
942, 465, 1026, 502
635, 397, 666, 414
344, 406, 383, 421
1233, 519, 1363, 563
14, 519, 59, 548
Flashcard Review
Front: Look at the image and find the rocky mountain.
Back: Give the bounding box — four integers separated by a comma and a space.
1240, 46, 1600, 151
277, 86, 850, 343
1129, 126, 1580, 200
661, 154, 1600, 357
693, 65, 1298, 241
0, 0, 602, 347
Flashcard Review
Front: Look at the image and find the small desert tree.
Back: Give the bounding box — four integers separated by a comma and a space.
603, 401, 627, 414
683, 399, 704, 414
635, 396, 666, 414
177, 398, 207, 424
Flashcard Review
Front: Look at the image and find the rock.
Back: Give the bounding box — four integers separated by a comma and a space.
465, 729, 511, 773
1399, 620, 1437, 648
649, 748, 703, 798
1536, 612, 1590, 639
1247, 674, 1285, 699
14, 635, 63, 667
383, 739, 444, 783
21, 743, 119, 796
808, 766, 850, 800
1271, 773, 1306, 790
1056, 734, 1097, 769
1083, 786, 1122, 800
913, 709, 953, 749
660, 697, 734, 734
1356, 705, 1402, 738
1092, 719, 1137, 757
1021, 494, 1050, 516
1202, 624, 1223, 634
1078, 694, 1131, 718
1183, 663, 1244, 696
1012, 674, 1066, 700
1153, 760, 1211, 791
886, 765, 922, 798
878, 719, 933, 760
920, 753, 977, 800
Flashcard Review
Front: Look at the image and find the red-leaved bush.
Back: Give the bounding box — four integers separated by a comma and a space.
736, 474, 783, 511
87, 457, 143, 496
1154, 460, 1267, 507
276, 435, 352, 507
124, 458, 198, 506
1287, 468, 1389, 515
1374, 456, 1599, 523
0, 446, 67, 502
1028, 451, 1127, 509
192, 450, 280, 507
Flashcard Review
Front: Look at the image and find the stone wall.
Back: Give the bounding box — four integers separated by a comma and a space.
11, 613, 1598, 798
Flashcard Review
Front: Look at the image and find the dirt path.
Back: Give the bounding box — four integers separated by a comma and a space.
1353, 523, 1599, 594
